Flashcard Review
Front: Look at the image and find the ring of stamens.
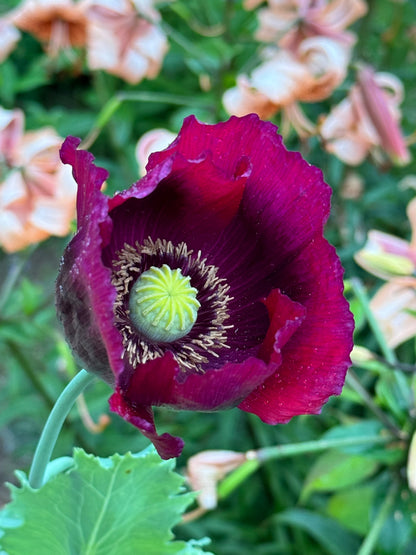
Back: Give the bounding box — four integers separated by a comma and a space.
111, 238, 232, 373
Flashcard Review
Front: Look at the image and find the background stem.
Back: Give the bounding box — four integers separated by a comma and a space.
350, 278, 397, 364
357, 480, 398, 555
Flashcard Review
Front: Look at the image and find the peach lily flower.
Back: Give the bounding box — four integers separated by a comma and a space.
135, 128, 176, 176
0, 107, 24, 165
0, 107, 76, 253
12, 0, 87, 57
226, 1, 366, 125
355, 198, 416, 348
354, 230, 416, 280
320, 67, 410, 165
86, 0, 168, 84
247, 0, 367, 48
223, 36, 350, 122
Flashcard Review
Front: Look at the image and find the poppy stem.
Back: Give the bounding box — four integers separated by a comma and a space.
28, 369, 96, 489
218, 433, 394, 502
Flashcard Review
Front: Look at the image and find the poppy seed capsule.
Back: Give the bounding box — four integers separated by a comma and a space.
129, 264, 200, 343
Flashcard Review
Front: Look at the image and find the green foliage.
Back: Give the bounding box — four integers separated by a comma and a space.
326, 484, 375, 535
0, 448, 210, 555
375, 371, 413, 423
274, 509, 361, 555
300, 450, 379, 502
1, 0, 416, 553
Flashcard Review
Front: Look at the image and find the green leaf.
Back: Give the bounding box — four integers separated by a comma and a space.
275, 508, 361, 555
326, 485, 376, 535
300, 450, 379, 502
375, 370, 412, 422
0, 448, 210, 555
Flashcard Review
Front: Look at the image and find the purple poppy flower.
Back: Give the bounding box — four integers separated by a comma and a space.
56, 115, 353, 459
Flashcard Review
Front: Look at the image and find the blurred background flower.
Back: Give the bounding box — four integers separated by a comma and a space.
369, 278, 416, 349
320, 66, 410, 165
223, 0, 367, 135
135, 127, 176, 175
86, 0, 168, 83
249, 0, 367, 47
355, 197, 416, 347
223, 37, 350, 119
12, 0, 88, 58
186, 450, 246, 510
0, 106, 76, 253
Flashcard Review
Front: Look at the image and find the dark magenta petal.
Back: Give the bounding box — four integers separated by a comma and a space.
239, 236, 353, 422
60, 137, 109, 228
149, 115, 330, 263
102, 151, 248, 264
56, 137, 124, 383
111, 150, 248, 228
258, 288, 306, 365
109, 390, 184, 460
122, 351, 277, 412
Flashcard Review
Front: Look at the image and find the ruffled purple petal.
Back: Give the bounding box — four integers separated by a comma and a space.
111, 351, 285, 459
56, 137, 124, 383
148, 115, 331, 264
61, 137, 109, 227
239, 235, 353, 422
102, 151, 248, 265
121, 351, 276, 411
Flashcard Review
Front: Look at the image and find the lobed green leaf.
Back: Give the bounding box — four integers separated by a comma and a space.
0, 448, 210, 555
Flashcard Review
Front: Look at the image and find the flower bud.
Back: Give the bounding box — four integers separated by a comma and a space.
186, 450, 246, 509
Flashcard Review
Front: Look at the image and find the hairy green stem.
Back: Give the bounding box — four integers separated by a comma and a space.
357, 480, 398, 555
218, 433, 392, 501
29, 370, 96, 489
254, 433, 393, 462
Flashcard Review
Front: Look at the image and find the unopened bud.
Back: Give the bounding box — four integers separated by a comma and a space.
350, 345, 376, 365
186, 450, 246, 509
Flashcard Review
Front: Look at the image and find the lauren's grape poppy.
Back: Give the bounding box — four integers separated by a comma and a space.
56, 115, 353, 459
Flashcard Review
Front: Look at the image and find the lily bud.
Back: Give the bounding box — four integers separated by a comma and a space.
186, 450, 246, 509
